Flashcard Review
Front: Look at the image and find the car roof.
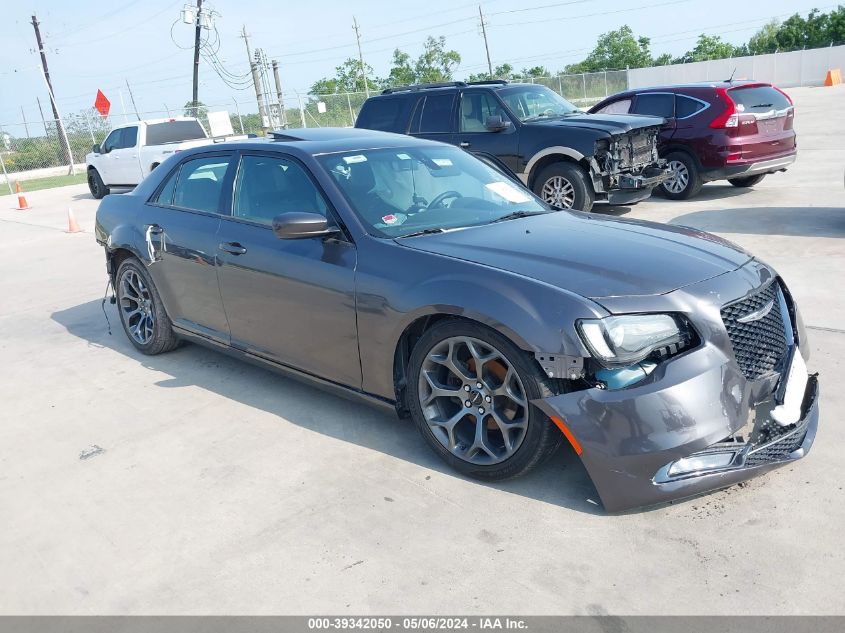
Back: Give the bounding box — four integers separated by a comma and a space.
175, 127, 445, 158
621, 80, 770, 94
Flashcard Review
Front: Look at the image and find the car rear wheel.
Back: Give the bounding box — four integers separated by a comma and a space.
116, 257, 180, 355
407, 320, 563, 481
659, 152, 702, 200
728, 174, 766, 188
87, 168, 110, 199
533, 162, 594, 212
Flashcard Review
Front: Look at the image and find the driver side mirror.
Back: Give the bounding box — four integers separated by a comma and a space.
92, 143, 101, 154
272, 212, 339, 240
485, 115, 511, 132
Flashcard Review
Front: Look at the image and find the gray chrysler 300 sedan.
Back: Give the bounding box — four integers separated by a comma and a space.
94, 128, 819, 512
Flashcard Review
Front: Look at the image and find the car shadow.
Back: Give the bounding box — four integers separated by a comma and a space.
670, 206, 845, 238
51, 299, 604, 515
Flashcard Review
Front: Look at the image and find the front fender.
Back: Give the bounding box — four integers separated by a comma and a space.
355, 238, 606, 400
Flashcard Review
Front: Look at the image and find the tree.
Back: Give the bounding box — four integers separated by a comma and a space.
413, 36, 461, 82
310, 57, 381, 95
183, 100, 207, 120
748, 20, 781, 55
468, 63, 515, 82
679, 34, 743, 62
387, 50, 416, 86
565, 25, 654, 72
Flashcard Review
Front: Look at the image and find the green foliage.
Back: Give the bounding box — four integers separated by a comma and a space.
565, 26, 654, 72
413, 36, 462, 83
310, 58, 380, 95
677, 34, 745, 62
746, 7, 845, 54
183, 100, 208, 119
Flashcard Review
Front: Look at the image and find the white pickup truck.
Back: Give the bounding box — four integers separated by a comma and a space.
85, 117, 240, 198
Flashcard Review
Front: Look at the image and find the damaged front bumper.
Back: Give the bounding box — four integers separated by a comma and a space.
592, 126, 673, 204
533, 346, 819, 512
606, 165, 673, 204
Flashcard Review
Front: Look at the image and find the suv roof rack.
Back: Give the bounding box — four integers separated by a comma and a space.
467, 80, 509, 86
381, 81, 467, 95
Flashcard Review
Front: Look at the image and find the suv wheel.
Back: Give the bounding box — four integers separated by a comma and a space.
87, 168, 110, 199
116, 257, 181, 355
534, 162, 594, 212
407, 320, 562, 481
659, 151, 702, 200
728, 174, 766, 188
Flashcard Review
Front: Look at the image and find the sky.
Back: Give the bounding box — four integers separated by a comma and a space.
0, 0, 833, 128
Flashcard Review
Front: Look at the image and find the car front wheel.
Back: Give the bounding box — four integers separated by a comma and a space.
407, 320, 562, 481
87, 168, 110, 199
533, 162, 594, 212
115, 257, 181, 355
659, 151, 702, 200
728, 174, 766, 187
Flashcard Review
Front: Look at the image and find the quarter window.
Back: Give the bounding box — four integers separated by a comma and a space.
631, 93, 674, 118
357, 98, 403, 132
172, 155, 231, 213
233, 155, 329, 225
676, 95, 707, 118
460, 92, 507, 132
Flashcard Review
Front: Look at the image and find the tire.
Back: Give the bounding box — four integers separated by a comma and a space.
115, 257, 181, 355
87, 168, 110, 199
728, 174, 766, 188
407, 319, 563, 481
533, 162, 595, 212
659, 151, 702, 200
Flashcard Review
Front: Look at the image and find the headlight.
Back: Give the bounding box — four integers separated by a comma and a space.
577, 314, 687, 366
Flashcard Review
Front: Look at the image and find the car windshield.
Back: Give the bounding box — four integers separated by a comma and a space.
497, 85, 580, 121
317, 146, 552, 238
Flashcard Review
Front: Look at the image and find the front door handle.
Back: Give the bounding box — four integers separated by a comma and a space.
459, 141, 470, 148
219, 241, 247, 255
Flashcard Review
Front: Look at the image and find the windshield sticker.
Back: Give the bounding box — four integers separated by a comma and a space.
432, 158, 453, 167
485, 181, 532, 204
396, 153, 412, 160
381, 214, 399, 225
343, 154, 368, 164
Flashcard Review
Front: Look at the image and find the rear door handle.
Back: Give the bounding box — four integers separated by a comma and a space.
459, 141, 470, 148
219, 241, 247, 255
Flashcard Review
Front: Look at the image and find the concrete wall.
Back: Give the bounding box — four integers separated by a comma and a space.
628, 45, 845, 89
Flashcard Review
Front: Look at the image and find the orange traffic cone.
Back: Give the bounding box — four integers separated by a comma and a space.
66, 207, 82, 233
15, 181, 30, 210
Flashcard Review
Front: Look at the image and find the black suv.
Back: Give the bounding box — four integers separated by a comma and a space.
355, 80, 670, 211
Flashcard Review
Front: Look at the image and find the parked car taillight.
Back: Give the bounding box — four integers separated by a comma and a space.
709, 88, 738, 129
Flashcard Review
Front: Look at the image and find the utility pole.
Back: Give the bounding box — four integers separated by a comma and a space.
241, 26, 269, 133
191, 0, 203, 116
31, 14, 75, 174
272, 60, 288, 128
256, 49, 276, 128
352, 17, 369, 98
125, 79, 141, 120
36, 98, 49, 136
20, 107, 30, 138
479, 5, 493, 78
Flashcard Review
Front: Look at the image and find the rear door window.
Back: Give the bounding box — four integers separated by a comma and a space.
631, 93, 674, 118
357, 98, 404, 131
595, 98, 631, 114
172, 155, 232, 213
146, 120, 207, 145
729, 86, 791, 113
415, 93, 456, 134
675, 95, 708, 118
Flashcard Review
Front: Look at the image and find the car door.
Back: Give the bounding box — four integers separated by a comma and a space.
407, 92, 457, 145
111, 125, 142, 184
97, 128, 123, 185
141, 152, 234, 344
630, 92, 677, 143
215, 151, 361, 388
456, 90, 520, 173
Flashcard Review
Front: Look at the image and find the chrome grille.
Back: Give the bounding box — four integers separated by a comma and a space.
721, 281, 790, 380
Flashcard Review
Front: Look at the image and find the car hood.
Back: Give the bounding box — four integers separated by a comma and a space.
396, 212, 751, 301
526, 113, 664, 135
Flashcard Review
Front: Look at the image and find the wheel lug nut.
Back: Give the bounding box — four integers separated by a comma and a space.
485, 395, 492, 403
476, 382, 483, 389
464, 385, 471, 392
478, 407, 485, 414
465, 400, 472, 408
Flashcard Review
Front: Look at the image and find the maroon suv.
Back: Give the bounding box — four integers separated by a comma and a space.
590, 81, 796, 199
